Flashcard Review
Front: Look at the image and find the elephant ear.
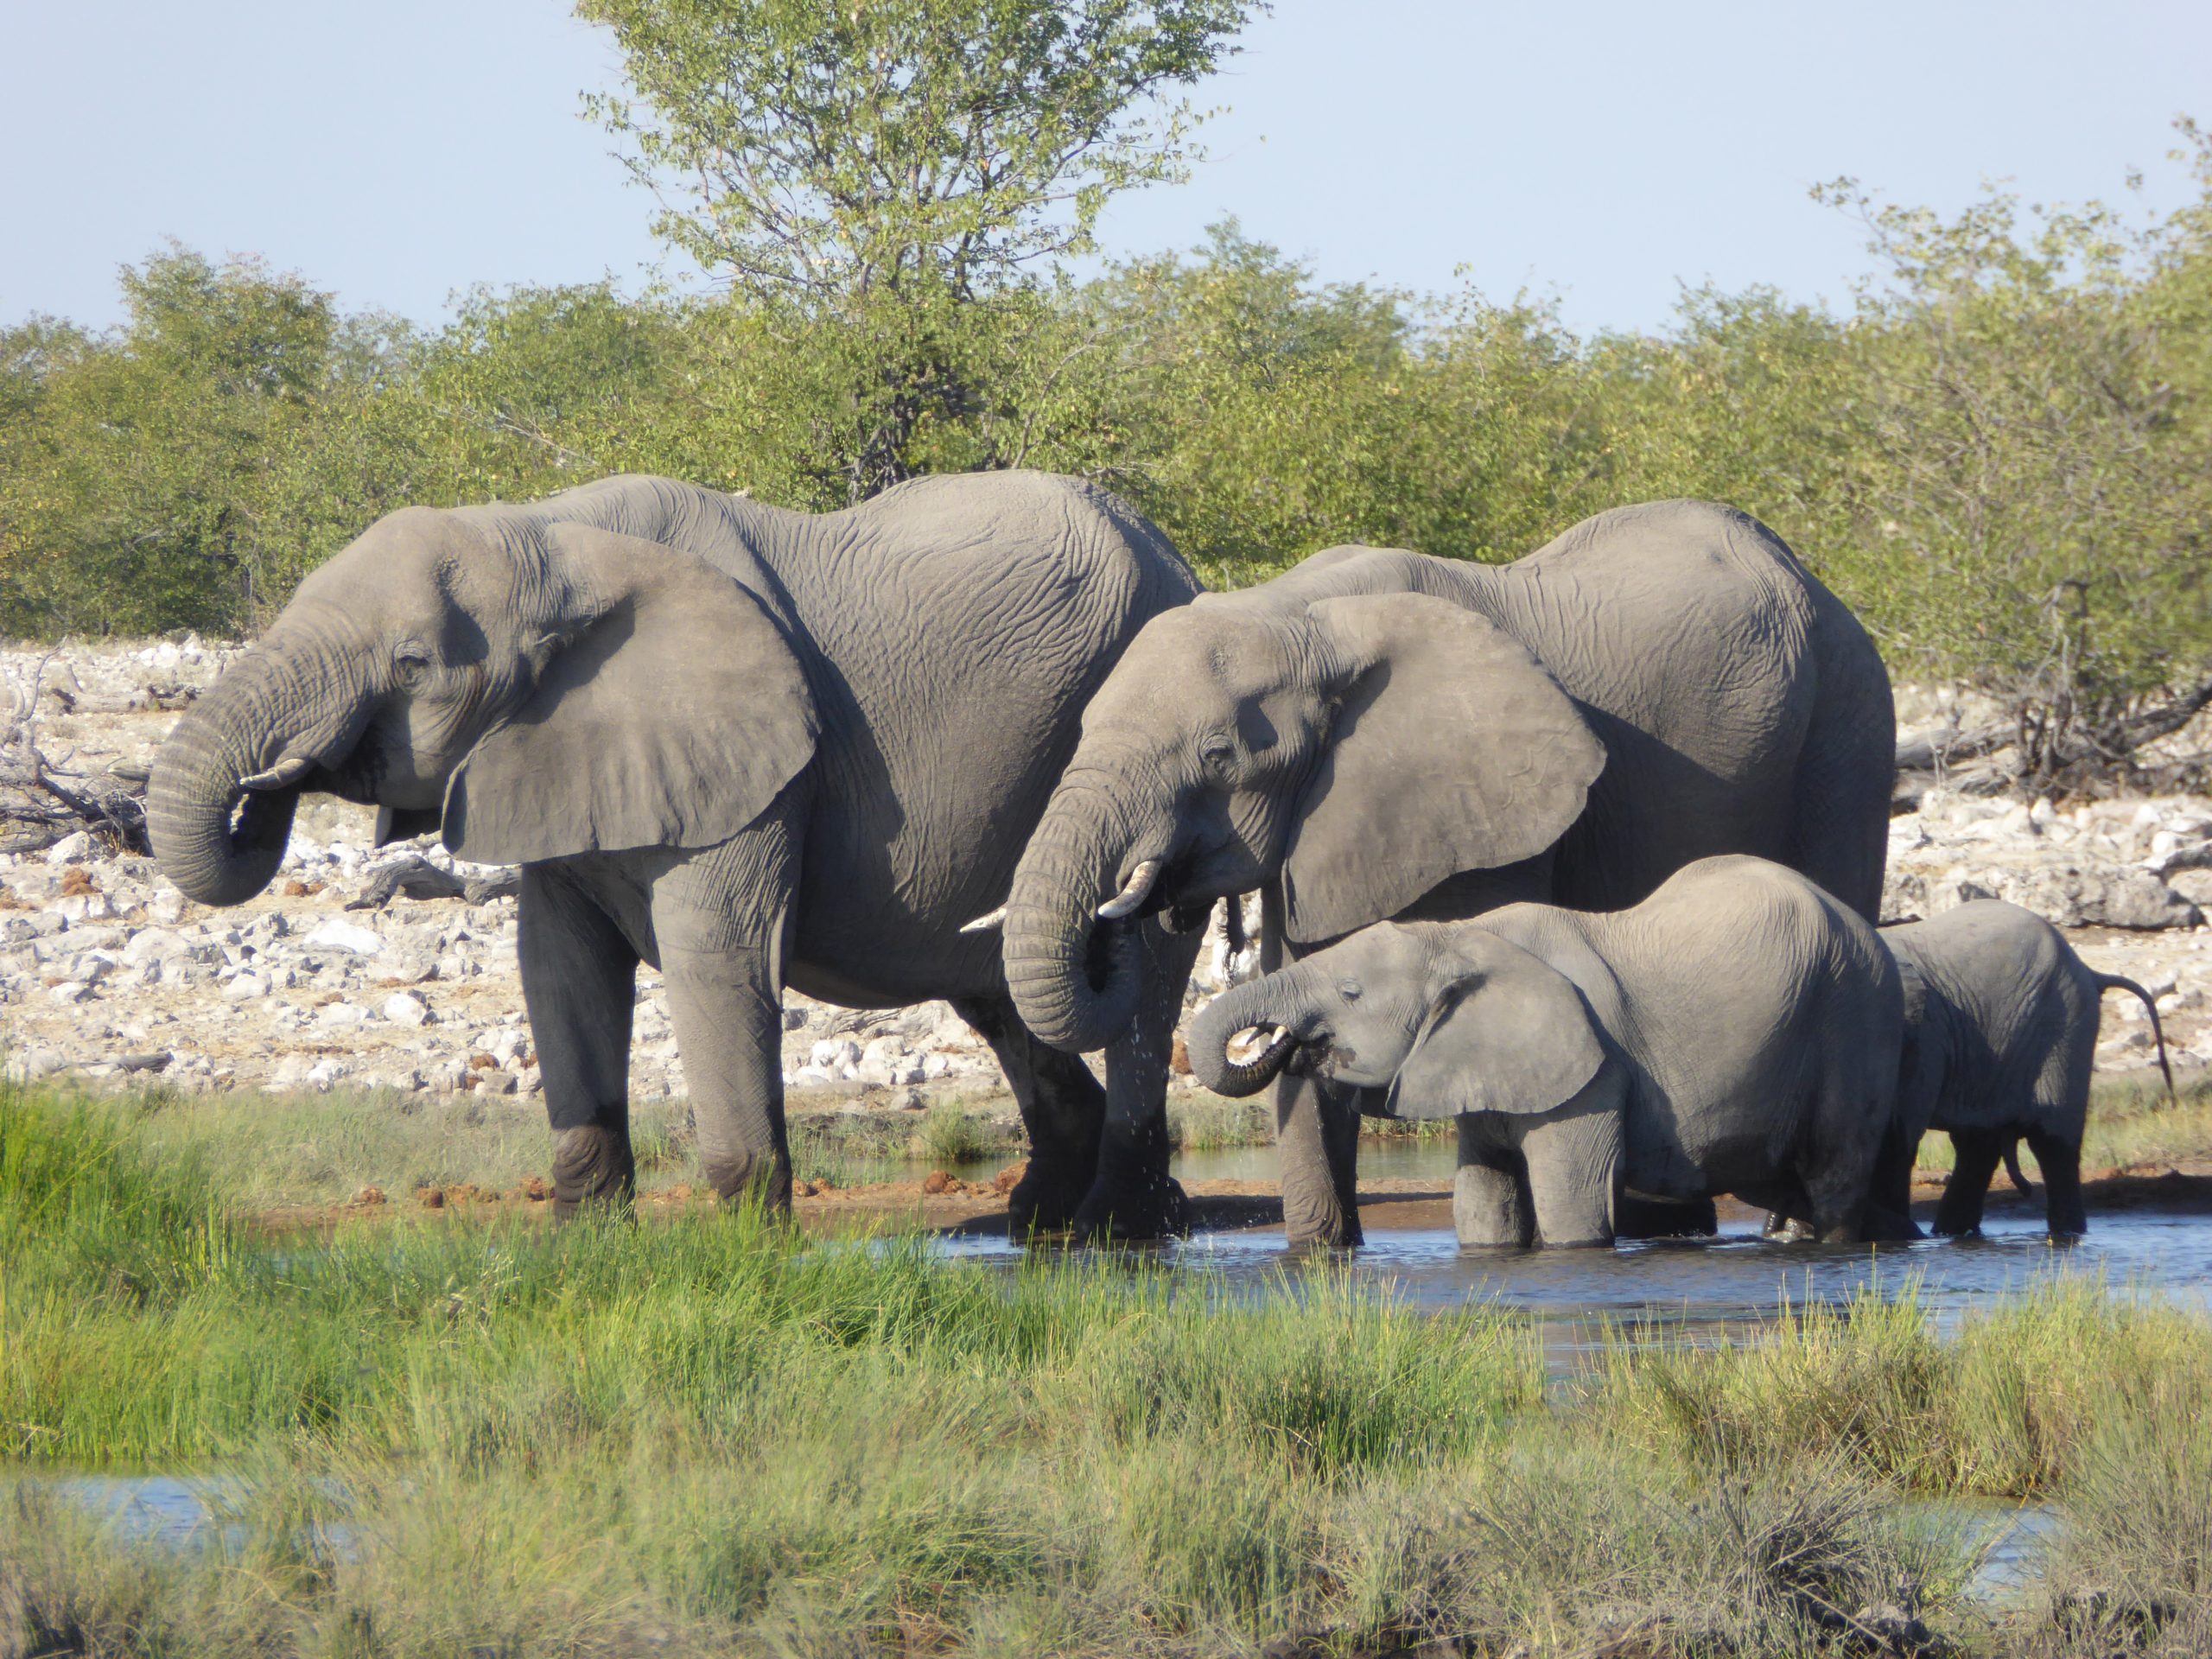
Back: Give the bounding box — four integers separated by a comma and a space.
443, 524, 817, 864
1281, 592, 1605, 944
1384, 932, 1606, 1121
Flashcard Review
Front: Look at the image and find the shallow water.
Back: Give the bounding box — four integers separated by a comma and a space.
944, 1172, 2212, 1351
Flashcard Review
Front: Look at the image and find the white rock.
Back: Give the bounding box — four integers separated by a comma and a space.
47, 981, 92, 1004
148, 888, 188, 926
316, 1001, 367, 1029
303, 919, 385, 956
381, 992, 431, 1027
44, 831, 92, 865
810, 1037, 861, 1071
305, 1058, 347, 1091
221, 973, 268, 1001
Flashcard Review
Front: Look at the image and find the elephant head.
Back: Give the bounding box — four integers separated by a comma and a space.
148, 500, 817, 905
1000, 574, 1605, 1052
1186, 922, 1606, 1118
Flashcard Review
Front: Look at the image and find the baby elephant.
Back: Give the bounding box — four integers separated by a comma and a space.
1884, 900, 2174, 1238
1188, 856, 1908, 1247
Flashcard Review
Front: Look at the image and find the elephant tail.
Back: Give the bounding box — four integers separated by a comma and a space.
2003, 1141, 2035, 1199
2096, 974, 2177, 1104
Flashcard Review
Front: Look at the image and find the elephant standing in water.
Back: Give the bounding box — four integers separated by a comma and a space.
1185, 858, 1912, 1247
995, 501, 1896, 1243
149, 471, 1201, 1226
1885, 900, 2174, 1238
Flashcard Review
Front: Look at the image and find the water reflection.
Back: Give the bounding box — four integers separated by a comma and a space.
942, 1201, 2212, 1353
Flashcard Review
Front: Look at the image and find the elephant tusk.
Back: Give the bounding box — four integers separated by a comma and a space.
959, 905, 1007, 934
1096, 858, 1163, 921
238, 753, 314, 792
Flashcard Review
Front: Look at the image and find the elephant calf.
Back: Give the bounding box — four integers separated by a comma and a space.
1188, 856, 1910, 1247
1885, 899, 2174, 1237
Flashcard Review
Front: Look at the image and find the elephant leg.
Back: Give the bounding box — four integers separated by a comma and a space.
1077, 918, 1206, 1242
952, 994, 1103, 1233
1513, 1106, 1618, 1247
1618, 1194, 1718, 1239
1515, 1102, 1620, 1248
2024, 1128, 2087, 1236
519, 864, 640, 1217
1452, 1122, 1534, 1248
1933, 1128, 2005, 1237
651, 823, 801, 1210
1275, 1071, 1364, 1248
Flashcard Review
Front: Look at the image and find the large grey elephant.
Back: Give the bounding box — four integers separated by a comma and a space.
1885, 900, 2173, 1238
1185, 857, 1912, 1246
994, 500, 1896, 1243
148, 471, 1201, 1225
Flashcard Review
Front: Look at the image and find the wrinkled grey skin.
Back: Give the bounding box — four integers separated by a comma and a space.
1884, 900, 2174, 1238
1188, 857, 1910, 1247
1003, 500, 1896, 1243
148, 472, 1200, 1230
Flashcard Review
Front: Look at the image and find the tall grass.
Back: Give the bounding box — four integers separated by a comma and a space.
1589, 1275, 2212, 1497
9, 1081, 2212, 1654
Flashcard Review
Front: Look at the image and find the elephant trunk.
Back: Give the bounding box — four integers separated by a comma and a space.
1187, 977, 1303, 1097
146, 642, 344, 906
1004, 781, 1154, 1053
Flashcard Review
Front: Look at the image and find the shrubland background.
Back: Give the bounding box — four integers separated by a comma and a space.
3, 0, 2210, 788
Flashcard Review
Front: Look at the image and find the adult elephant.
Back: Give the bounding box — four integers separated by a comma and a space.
148, 471, 1202, 1226
995, 500, 1895, 1243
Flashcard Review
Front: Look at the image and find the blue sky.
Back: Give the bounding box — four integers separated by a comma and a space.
3, 0, 2204, 338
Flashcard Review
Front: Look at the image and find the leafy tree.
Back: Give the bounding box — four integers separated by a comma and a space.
1808, 135, 2212, 787
577, 0, 1259, 497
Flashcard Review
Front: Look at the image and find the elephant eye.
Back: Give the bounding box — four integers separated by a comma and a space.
1338, 978, 1363, 1002
394, 652, 432, 692
1200, 734, 1236, 767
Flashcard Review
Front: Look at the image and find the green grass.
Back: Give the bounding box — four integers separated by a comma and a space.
8, 1081, 2212, 1655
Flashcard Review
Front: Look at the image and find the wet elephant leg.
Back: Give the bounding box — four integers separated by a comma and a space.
519, 864, 640, 1217
1274, 1071, 1364, 1247
1452, 1122, 1534, 1248
1934, 1129, 2005, 1237
1078, 918, 1205, 1241
954, 994, 1103, 1233
2024, 1128, 2087, 1236
1514, 1098, 1621, 1248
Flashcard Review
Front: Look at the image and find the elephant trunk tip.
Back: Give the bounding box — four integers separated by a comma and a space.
1188, 990, 1302, 1096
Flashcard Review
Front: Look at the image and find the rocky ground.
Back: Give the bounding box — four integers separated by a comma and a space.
5, 638, 2210, 1116
0, 638, 1258, 1117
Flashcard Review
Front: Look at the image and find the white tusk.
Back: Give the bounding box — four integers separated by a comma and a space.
959, 905, 1007, 934
238, 753, 314, 791
1096, 857, 1163, 920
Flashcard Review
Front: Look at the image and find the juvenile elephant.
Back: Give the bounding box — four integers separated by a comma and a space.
148, 471, 1201, 1227
1186, 857, 1910, 1247
1885, 900, 2174, 1238
994, 500, 1896, 1242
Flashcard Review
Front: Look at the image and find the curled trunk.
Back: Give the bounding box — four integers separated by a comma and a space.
1187, 978, 1302, 1097
1003, 788, 1145, 1053
146, 655, 314, 906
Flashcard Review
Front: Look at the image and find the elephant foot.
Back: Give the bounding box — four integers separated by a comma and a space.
550, 1122, 637, 1219
1006, 1166, 1090, 1236
1071, 1174, 1191, 1243
703, 1149, 792, 1214
1283, 1202, 1363, 1249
